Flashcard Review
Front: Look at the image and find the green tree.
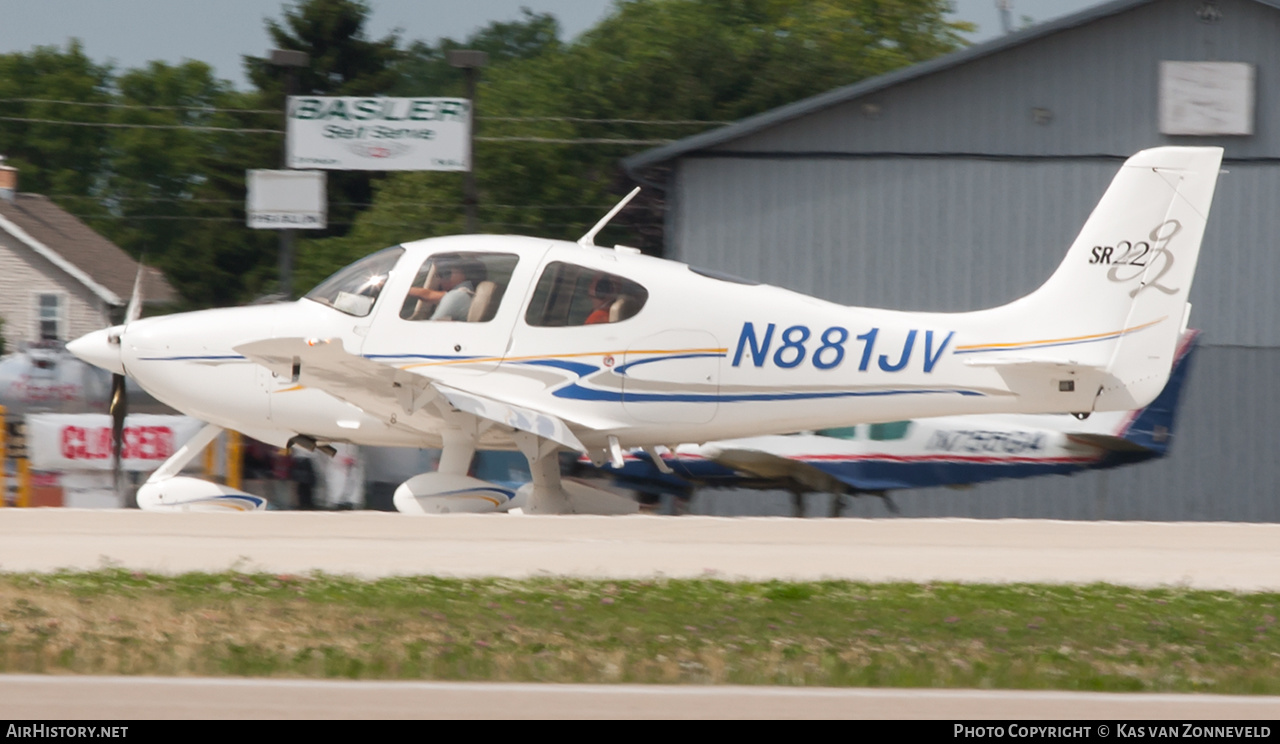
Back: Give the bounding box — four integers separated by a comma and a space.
556, 0, 969, 124
246, 0, 401, 98
0, 44, 283, 308
0, 41, 112, 198
97, 61, 279, 307
389, 8, 562, 97
294, 8, 569, 290
244, 0, 402, 239
298, 0, 971, 283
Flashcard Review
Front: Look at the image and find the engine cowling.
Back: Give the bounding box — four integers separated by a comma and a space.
135, 476, 269, 512
392, 473, 519, 514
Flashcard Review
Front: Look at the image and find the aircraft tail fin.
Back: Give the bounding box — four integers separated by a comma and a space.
972, 147, 1221, 413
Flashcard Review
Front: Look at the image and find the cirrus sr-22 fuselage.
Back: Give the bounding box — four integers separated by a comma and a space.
68, 146, 1223, 515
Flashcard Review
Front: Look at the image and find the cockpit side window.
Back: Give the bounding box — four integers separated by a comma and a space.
304, 246, 404, 317
399, 252, 519, 323
524, 262, 648, 327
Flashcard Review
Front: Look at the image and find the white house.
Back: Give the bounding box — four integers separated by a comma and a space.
0, 160, 175, 350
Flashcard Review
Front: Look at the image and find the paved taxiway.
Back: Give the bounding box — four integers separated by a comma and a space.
3, 676, 1280, 719
4, 511, 1280, 718
2, 510, 1280, 589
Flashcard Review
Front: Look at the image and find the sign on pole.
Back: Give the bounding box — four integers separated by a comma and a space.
246, 169, 327, 229
286, 96, 471, 171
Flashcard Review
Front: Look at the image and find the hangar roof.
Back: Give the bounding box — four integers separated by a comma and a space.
623, 0, 1280, 172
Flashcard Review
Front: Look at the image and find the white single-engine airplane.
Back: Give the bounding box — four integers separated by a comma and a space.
68, 146, 1222, 514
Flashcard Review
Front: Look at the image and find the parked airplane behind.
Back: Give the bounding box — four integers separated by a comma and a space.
580, 330, 1199, 514
66, 147, 1223, 515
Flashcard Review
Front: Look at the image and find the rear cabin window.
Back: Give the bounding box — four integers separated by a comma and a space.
524, 262, 648, 327
399, 252, 519, 323
869, 421, 912, 441
815, 422, 913, 441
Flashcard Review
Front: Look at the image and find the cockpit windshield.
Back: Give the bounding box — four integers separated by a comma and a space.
303, 246, 404, 317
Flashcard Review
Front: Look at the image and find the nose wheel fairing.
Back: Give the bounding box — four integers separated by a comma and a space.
132, 423, 268, 512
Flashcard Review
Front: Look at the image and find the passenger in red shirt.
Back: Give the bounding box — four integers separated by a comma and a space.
585, 275, 616, 325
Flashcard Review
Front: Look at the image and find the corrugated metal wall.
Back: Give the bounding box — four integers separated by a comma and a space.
661, 0, 1280, 520
674, 158, 1280, 347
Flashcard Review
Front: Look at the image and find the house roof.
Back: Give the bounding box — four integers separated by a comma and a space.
623, 0, 1279, 172
0, 193, 177, 306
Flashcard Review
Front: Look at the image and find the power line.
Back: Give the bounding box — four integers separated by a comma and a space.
0, 116, 281, 134
49, 194, 635, 210
51, 195, 244, 204
71, 213, 662, 229
359, 219, 662, 229
369, 202, 632, 210
477, 136, 673, 145
0, 98, 728, 127
1, 116, 677, 143
0, 98, 279, 115
484, 116, 728, 125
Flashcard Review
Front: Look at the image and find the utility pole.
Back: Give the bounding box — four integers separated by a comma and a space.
269, 49, 309, 299
447, 50, 488, 234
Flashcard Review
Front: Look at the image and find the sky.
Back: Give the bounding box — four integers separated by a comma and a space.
0, 0, 1106, 90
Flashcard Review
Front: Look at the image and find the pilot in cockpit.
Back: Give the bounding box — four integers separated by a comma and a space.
407, 257, 486, 321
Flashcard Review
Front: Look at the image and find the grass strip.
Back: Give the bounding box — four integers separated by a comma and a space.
1, 570, 1277, 692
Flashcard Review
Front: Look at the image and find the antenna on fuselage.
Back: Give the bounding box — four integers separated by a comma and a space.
577, 187, 640, 248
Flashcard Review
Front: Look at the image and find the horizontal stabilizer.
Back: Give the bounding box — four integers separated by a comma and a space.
963, 357, 1104, 372
963, 357, 1107, 410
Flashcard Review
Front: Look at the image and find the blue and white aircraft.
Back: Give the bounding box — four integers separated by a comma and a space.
66, 147, 1223, 515
579, 330, 1199, 513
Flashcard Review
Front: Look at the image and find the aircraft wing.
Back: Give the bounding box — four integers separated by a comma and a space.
233, 337, 590, 452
